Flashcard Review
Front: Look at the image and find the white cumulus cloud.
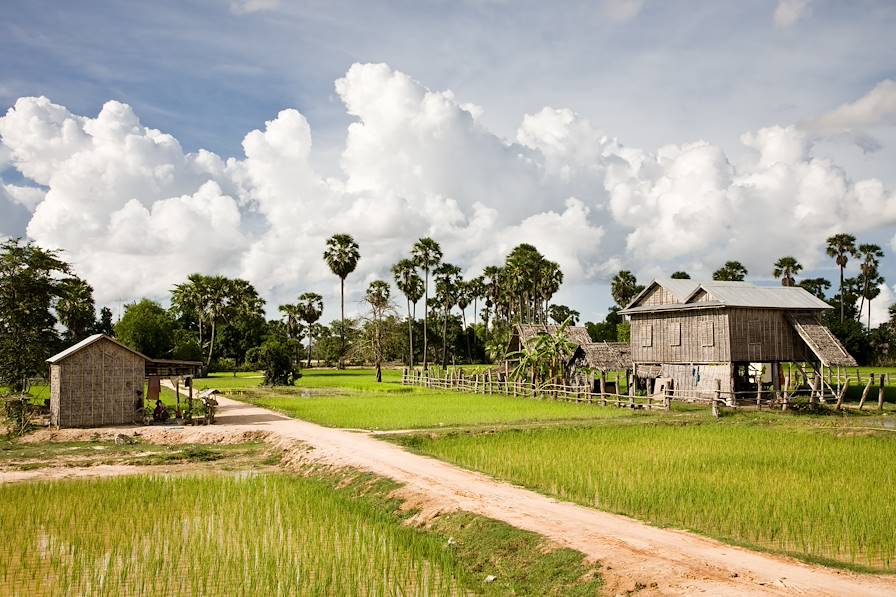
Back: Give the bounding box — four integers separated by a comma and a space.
774, 0, 812, 28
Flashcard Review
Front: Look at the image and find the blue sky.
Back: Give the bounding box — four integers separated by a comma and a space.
1, 0, 895, 323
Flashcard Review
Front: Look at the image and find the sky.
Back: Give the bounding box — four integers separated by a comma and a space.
1, 0, 895, 326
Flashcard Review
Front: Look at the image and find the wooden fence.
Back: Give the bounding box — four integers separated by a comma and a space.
401, 366, 892, 417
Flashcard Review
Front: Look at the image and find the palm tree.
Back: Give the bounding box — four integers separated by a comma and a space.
57, 277, 96, 342
857, 243, 885, 328
297, 292, 324, 367
324, 233, 361, 369
712, 261, 748, 282
172, 273, 208, 349
391, 259, 424, 367
548, 304, 580, 325
773, 256, 802, 287
799, 277, 831, 299
365, 280, 391, 382
540, 261, 563, 322
456, 279, 473, 362
826, 234, 858, 322
670, 271, 690, 279
610, 271, 643, 308
278, 303, 305, 365
434, 263, 462, 367
411, 237, 442, 369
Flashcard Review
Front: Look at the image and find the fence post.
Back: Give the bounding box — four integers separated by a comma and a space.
781, 374, 790, 411
858, 374, 873, 410
664, 385, 671, 411
712, 379, 721, 417
835, 377, 851, 410
879, 373, 887, 411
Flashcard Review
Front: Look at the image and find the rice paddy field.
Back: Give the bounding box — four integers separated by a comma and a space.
209, 369, 635, 430
400, 421, 896, 572
0, 472, 602, 596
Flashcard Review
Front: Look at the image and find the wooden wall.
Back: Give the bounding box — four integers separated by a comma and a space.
640, 285, 678, 306
728, 308, 815, 363
630, 309, 731, 364
661, 363, 733, 395
51, 338, 145, 428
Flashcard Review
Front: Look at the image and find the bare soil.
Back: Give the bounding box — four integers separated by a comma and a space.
18, 393, 896, 596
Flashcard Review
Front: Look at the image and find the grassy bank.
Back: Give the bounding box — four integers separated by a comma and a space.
399, 420, 896, 572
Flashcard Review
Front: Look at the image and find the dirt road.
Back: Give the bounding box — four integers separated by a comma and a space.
25, 394, 896, 596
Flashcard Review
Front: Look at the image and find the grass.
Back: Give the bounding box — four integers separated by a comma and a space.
398, 419, 896, 572
215, 369, 635, 430
0, 471, 602, 595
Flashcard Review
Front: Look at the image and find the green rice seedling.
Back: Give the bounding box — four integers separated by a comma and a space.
409, 422, 896, 571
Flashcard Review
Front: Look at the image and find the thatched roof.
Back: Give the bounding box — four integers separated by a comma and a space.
788, 313, 858, 367
570, 342, 631, 372
514, 324, 592, 347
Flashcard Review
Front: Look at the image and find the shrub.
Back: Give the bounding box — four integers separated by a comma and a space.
247, 339, 300, 385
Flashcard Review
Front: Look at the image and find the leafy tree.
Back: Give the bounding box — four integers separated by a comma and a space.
297, 292, 324, 367
278, 303, 305, 365
391, 258, 424, 367
411, 237, 443, 369
114, 299, 176, 359
508, 319, 577, 388
670, 271, 690, 279
857, 243, 885, 328
0, 239, 72, 391
610, 271, 643, 308
247, 338, 299, 386
324, 233, 361, 369
56, 277, 96, 342
799, 277, 831, 299
364, 280, 392, 382
772, 256, 802, 287
549, 304, 580, 325
826, 233, 858, 323
95, 306, 115, 336
171, 329, 203, 362
712, 261, 748, 281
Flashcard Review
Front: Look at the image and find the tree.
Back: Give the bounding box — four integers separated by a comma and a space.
247, 338, 298, 386
391, 259, 424, 367
364, 280, 392, 382
772, 256, 802, 287
610, 271, 643, 308
433, 263, 462, 367
508, 319, 577, 388
857, 243, 885, 328
56, 277, 96, 342
712, 261, 748, 281
0, 239, 72, 391
826, 233, 858, 323
114, 299, 176, 359
548, 304, 580, 325
95, 307, 115, 336
278, 303, 305, 365
297, 292, 324, 367
323, 233, 361, 369
799, 277, 831, 299
670, 271, 690, 279
411, 237, 443, 369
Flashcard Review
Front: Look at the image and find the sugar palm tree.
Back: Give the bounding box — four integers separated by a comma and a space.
826, 233, 858, 322
365, 280, 391, 382
434, 263, 462, 367
324, 234, 360, 369
857, 243, 885, 327
773, 256, 802, 287
391, 259, 424, 367
297, 292, 323, 367
670, 271, 690, 279
278, 303, 305, 365
411, 237, 442, 369
57, 277, 96, 342
712, 261, 748, 282
610, 270, 642, 308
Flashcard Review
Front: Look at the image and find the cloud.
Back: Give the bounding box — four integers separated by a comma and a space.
602, 0, 645, 22
861, 283, 895, 328
774, 0, 812, 28
230, 0, 279, 15
806, 79, 896, 147
0, 63, 894, 320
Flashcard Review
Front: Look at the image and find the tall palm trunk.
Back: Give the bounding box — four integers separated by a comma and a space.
423, 269, 429, 370
839, 264, 845, 323
206, 319, 216, 367
307, 334, 313, 368
339, 277, 346, 369
406, 297, 414, 367
441, 306, 449, 367
462, 308, 471, 363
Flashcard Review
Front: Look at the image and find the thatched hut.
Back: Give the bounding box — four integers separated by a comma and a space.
48, 334, 147, 427
565, 342, 632, 392
507, 324, 593, 355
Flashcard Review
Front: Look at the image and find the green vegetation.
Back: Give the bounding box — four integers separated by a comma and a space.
402, 420, 896, 572
0, 472, 601, 595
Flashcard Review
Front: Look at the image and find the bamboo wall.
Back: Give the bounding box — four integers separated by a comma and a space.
661, 363, 733, 394
728, 308, 815, 363
629, 310, 731, 364
640, 285, 677, 305
50, 338, 145, 428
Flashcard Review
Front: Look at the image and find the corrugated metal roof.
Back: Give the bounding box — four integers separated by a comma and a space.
655, 278, 701, 302
47, 334, 150, 364
686, 283, 831, 309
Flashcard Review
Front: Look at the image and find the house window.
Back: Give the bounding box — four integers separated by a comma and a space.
640, 324, 653, 347
669, 322, 681, 346
700, 321, 715, 347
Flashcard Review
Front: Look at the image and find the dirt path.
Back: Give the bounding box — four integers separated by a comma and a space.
26, 393, 896, 596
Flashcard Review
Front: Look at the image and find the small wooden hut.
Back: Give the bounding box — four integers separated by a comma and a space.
47, 334, 147, 427
566, 341, 632, 392
507, 324, 593, 355
620, 279, 857, 398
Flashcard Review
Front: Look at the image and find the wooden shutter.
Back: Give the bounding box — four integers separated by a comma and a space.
669, 322, 681, 346
640, 323, 653, 347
